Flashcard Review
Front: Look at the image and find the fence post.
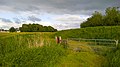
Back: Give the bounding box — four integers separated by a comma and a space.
55, 36, 62, 44
59, 36, 62, 44
95, 40, 96, 45
55, 36, 59, 44
115, 40, 119, 48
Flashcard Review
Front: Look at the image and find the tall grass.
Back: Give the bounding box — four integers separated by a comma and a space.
103, 45, 120, 67
0, 33, 66, 67
1, 44, 66, 67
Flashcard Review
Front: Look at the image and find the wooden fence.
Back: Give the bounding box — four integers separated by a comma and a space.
67, 38, 119, 48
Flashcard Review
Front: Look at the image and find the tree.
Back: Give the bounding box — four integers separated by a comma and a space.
104, 7, 120, 26
80, 7, 120, 28
19, 24, 29, 32
81, 11, 103, 28
19, 24, 57, 32
9, 27, 16, 32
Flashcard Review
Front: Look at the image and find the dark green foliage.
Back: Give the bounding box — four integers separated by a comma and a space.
9, 27, 17, 32
81, 7, 120, 28
19, 24, 57, 32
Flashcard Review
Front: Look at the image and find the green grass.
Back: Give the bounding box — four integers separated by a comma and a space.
54, 26, 120, 67
0, 31, 114, 67
54, 26, 120, 40
57, 52, 105, 67
1, 45, 66, 67
0, 32, 66, 67
56, 41, 106, 67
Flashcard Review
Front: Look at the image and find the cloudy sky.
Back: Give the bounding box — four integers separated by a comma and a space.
0, 0, 119, 30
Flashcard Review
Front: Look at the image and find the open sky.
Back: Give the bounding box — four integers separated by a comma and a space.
0, 0, 119, 30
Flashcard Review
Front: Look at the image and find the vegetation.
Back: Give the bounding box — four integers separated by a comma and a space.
0, 32, 106, 67
81, 7, 120, 28
1, 26, 120, 67
54, 26, 120, 67
0, 33, 66, 67
55, 26, 120, 40
19, 24, 57, 32
103, 49, 119, 67
9, 27, 17, 32
57, 40, 106, 67
1, 6, 120, 67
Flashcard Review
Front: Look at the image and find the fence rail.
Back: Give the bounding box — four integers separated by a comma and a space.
67, 38, 119, 47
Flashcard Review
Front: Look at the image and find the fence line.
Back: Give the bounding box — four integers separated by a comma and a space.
67, 38, 119, 48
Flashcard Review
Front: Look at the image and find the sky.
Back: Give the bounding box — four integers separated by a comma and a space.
0, 0, 119, 30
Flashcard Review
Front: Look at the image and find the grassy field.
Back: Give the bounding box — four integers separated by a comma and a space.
54, 26, 120, 67
0, 32, 66, 67
1, 26, 120, 67
54, 26, 120, 40
0, 32, 108, 67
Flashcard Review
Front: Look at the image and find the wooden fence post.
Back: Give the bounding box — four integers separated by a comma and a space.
55, 36, 62, 44
115, 40, 119, 48
59, 36, 62, 44
95, 40, 96, 45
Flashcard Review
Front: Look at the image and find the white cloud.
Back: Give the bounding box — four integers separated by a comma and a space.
55, 14, 89, 23
0, 20, 53, 30
0, 20, 21, 29
52, 14, 90, 30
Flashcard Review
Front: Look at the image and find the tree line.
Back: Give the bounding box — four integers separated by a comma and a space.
9, 24, 57, 32
80, 7, 120, 28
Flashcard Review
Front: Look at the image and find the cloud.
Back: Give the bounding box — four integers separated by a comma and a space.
13, 18, 22, 24
51, 14, 89, 30
53, 23, 80, 30
0, 0, 119, 15
28, 16, 41, 22
0, 20, 21, 29
0, 0, 119, 30
55, 14, 88, 22
0, 18, 12, 23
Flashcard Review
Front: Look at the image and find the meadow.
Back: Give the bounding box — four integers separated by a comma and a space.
55, 26, 120, 67
0, 32, 66, 67
0, 26, 120, 67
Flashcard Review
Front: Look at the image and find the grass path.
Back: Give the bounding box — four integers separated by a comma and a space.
56, 40, 107, 67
